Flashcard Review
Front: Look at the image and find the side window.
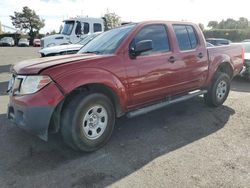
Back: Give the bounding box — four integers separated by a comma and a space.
173, 25, 198, 51
75, 21, 82, 35
82, 22, 89, 34
186, 26, 198, 48
133, 25, 170, 55
94, 23, 102, 32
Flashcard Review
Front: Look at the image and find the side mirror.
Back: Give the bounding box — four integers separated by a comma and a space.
130, 40, 153, 58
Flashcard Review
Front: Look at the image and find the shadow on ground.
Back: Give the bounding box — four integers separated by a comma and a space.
0, 64, 11, 74
0, 81, 8, 96
231, 76, 250, 93
0, 97, 235, 187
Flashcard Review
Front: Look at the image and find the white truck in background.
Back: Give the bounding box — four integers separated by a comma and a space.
41, 17, 105, 49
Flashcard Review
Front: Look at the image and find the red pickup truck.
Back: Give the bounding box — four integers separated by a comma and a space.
7, 21, 243, 151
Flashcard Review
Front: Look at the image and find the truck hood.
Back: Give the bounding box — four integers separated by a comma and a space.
41, 34, 65, 41
39, 44, 83, 55
12, 54, 104, 74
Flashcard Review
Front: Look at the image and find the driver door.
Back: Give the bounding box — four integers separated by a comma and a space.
126, 24, 177, 107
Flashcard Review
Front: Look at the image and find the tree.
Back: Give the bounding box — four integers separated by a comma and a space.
238, 17, 249, 29
224, 18, 237, 29
207, 21, 218, 29
103, 10, 121, 30
198, 23, 204, 31
10, 6, 45, 44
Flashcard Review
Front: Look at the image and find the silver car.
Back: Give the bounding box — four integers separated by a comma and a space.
18, 38, 29, 47
0, 37, 15, 46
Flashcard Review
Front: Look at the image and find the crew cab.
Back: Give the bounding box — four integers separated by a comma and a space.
7, 21, 243, 152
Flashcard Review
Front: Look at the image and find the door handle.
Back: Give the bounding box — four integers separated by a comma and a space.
197, 53, 203, 58
168, 56, 176, 63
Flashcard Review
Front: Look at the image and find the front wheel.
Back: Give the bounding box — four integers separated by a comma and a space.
61, 93, 115, 152
204, 72, 231, 107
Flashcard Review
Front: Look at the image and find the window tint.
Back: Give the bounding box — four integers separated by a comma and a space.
83, 22, 89, 34
78, 24, 136, 55
94, 23, 102, 32
186, 26, 197, 48
75, 21, 82, 35
173, 25, 198, 51
61, 21, 74, 35
133, 25, 170, 55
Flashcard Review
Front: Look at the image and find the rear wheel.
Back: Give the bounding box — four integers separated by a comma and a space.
61, 92, 115, 152
204, 72, 230, 107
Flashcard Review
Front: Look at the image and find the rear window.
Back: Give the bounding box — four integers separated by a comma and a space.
173, 25, 198, 51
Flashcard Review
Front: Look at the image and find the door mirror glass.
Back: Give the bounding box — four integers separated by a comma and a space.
130, 40, 153, 57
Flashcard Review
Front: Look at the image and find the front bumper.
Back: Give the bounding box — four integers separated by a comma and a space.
7, 104, 55, 140
7, 82, 64, 141
0, 43, 11, 46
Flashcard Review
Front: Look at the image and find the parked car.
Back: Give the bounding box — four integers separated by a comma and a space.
206, 42, 214, 47
242, 39, 250, 42
18, 38, 29, 47
206, 38, 231, 46
0, 37, 15, 46
39, 33, 101, 57
7, 21, 244, 152
240, 42, 250, 79
33, 39, 41, 47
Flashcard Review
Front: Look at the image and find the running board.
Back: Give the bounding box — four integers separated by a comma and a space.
127, 90, 207, 118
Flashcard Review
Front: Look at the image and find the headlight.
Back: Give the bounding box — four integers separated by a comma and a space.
18, 75, 52, 95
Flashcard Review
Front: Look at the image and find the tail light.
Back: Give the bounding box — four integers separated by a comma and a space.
242, 47, 245, 63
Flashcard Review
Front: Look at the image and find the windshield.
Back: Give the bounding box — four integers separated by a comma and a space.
19, 38, 28, 42
1, 37, 11, 42
78, 24, 136, 55
77, 33, 100, 46
61, 21, 75, 35
243, 43, 250, 53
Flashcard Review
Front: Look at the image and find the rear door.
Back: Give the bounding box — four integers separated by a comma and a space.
171, 24, 208, 93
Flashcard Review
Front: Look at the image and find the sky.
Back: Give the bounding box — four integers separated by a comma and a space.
0, 0, 250, 33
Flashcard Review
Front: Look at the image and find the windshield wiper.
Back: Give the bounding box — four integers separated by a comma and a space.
84, 51, 101, 54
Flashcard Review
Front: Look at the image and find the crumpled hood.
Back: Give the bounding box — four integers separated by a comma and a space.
39, 44, 83, 55
12, 54, 105, 75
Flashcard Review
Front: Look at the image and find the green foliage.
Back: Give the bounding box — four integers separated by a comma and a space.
208, 21, 218, 29
103, 10, 121, 30
10, 6, 45, 42
203, 29, 250, 42
198, 23, 204, 31
207, 17, 249, 29
205, 17, 250, 42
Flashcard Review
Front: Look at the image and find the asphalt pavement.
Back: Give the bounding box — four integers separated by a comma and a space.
0, 47, 249, 188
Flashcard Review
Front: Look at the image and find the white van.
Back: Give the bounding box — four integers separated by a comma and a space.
41, 17, 104, 48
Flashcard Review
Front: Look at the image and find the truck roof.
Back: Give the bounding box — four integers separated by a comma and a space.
63, 17, 104, 23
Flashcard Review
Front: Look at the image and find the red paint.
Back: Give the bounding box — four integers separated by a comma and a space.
11, 21, 243, 114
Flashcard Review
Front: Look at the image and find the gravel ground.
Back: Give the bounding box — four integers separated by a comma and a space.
0, 47, 249, 188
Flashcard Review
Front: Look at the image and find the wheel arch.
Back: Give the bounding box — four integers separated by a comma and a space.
48, 83, 125, 134
216, 61, 234, 79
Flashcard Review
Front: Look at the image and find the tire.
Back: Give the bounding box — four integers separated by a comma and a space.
204, 72, 231, 107
61, 92, 115, 152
